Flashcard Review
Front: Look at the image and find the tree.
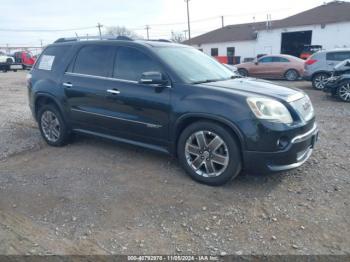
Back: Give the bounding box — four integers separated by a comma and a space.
105, 26, 142, 39
171, 31, 185, 43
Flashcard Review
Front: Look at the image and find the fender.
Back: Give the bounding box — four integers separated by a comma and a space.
172, 112, 246, 154
34, 92, 67, 121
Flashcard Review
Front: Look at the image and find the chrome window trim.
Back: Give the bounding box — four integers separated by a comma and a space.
65, 72, 138, 84
291, 123, 318, 144
71, 108, 162, 128
64, 72, 171, 88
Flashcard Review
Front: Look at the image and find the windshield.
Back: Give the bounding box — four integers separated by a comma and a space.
155, 47, 235, 83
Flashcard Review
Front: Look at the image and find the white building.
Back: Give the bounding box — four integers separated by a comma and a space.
186, 1, 350, 63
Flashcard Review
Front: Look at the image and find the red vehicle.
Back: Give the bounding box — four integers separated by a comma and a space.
300, 45, 323, 60
13, 51, 36, 69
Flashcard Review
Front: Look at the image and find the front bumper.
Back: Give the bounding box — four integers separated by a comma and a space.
243, 123, 319, 174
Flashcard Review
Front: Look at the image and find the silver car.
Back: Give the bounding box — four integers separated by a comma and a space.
304, 49, 350, 90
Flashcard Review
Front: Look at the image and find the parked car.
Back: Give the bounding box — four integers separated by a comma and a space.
27, 39, 318, 186
13, 51, 36, 69
0, 52, 15, 64
304, 49, 350, 90
300, 45, 323, 60
236, 55, 304, 81
324, 59, 350, 102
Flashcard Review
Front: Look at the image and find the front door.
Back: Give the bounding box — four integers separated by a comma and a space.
251, 56, 274, 77
62, 44, 171, 147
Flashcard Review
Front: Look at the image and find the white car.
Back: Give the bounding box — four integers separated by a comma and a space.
0, 52, 15, 64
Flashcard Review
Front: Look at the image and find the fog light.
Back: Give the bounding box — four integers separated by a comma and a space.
277, 136, 289, 149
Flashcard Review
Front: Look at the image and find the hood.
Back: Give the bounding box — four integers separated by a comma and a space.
201, 77, 303, 102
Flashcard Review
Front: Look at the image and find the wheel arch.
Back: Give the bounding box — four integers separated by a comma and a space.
34, 93, 65, 121
311, 70, 331, 80
172, 113, 245, 157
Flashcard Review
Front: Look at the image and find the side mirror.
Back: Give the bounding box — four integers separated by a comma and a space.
345, 61, 350, 67
139, 71, 168, 86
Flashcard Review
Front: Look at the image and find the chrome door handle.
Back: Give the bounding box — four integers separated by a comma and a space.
63, 82, 73, 87
107, 89, 120, 94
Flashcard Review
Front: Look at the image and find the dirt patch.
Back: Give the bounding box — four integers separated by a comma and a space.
0, 72, 349, 255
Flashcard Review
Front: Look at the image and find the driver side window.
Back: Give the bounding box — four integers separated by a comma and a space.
114, 47, 161, 81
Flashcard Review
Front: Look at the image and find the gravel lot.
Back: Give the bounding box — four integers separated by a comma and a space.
0, 71, 349, 255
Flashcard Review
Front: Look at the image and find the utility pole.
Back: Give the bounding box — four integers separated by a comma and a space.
184, 0, 191, 44
221, 16, 224, 28
145, 25, 151, 40
97, 23, 103, 39
39, 39, 43, 48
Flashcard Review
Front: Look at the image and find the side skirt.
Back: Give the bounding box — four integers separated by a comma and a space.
73, 128, 170, 155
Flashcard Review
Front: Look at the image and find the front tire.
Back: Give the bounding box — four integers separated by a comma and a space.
37, 104, 70, 146
312, 73, 329, 90
238, 68, 248, 77
177, 121, 242, 186
337, 81, 350, 102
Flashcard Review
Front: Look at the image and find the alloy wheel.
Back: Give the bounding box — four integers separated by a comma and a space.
285, 70, 298, 81
185, 131, 229, 178
314, 75, 328, 90
41, 110, 61, 142
338, 83, 350, 102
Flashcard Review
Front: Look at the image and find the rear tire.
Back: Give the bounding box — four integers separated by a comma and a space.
238, 68, 248, 77
337, 80, 350, 102
177, 121, 242, 186
312, 73, 329, 90
285, 69, 299, 81
37, 104, 70, 146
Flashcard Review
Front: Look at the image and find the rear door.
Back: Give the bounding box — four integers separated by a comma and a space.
271, 56, 290, 78
61, 44, 117, 131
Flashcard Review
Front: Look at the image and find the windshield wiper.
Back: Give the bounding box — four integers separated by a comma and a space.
192, 79, 223, 84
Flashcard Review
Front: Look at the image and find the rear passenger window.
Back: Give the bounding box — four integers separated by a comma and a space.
259, 57, 273, 63
36, 45, 72, 71
73, 45, 114, 77
272, 57, 289, 62
326, 52, 350, 61
114, 47, 161, 81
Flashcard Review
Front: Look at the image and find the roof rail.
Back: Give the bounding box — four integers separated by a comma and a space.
148, 39, 173, 43
54, 35, 134, 43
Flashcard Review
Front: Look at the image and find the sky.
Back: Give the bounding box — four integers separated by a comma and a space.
0, 0, 332, 48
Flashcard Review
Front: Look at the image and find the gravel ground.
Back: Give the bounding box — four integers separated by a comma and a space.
0, 71, 349, 255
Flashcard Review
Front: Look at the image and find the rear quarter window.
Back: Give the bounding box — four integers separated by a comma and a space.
36, 45, 72, 71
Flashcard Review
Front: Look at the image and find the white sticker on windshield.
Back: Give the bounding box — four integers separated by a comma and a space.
38, 55, 55, 70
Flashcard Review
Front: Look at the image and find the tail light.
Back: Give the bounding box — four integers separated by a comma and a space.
305, 59, 318, 66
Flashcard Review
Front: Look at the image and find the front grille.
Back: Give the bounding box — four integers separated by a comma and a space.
290, 95, 314, 122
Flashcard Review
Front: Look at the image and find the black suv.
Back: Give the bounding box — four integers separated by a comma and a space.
27, 39, 318, 186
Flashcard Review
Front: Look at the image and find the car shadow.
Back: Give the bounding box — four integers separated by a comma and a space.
72, 133, 288, 197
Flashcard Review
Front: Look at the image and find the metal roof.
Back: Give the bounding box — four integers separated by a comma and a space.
185, 1, 350, 45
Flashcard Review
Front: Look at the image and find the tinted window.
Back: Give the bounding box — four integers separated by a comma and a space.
272, 57, 289, 62
36, 45, 72, 71
259, 57, 273, 63
73, 45, 114, 77
211, 48, 218, 56
114, 47, 161, 81
326, 51, 350, 61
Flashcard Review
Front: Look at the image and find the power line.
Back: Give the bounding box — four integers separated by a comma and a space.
0, 7, 292, 33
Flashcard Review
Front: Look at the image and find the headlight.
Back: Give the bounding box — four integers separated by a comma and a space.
247, 97, 293, 124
